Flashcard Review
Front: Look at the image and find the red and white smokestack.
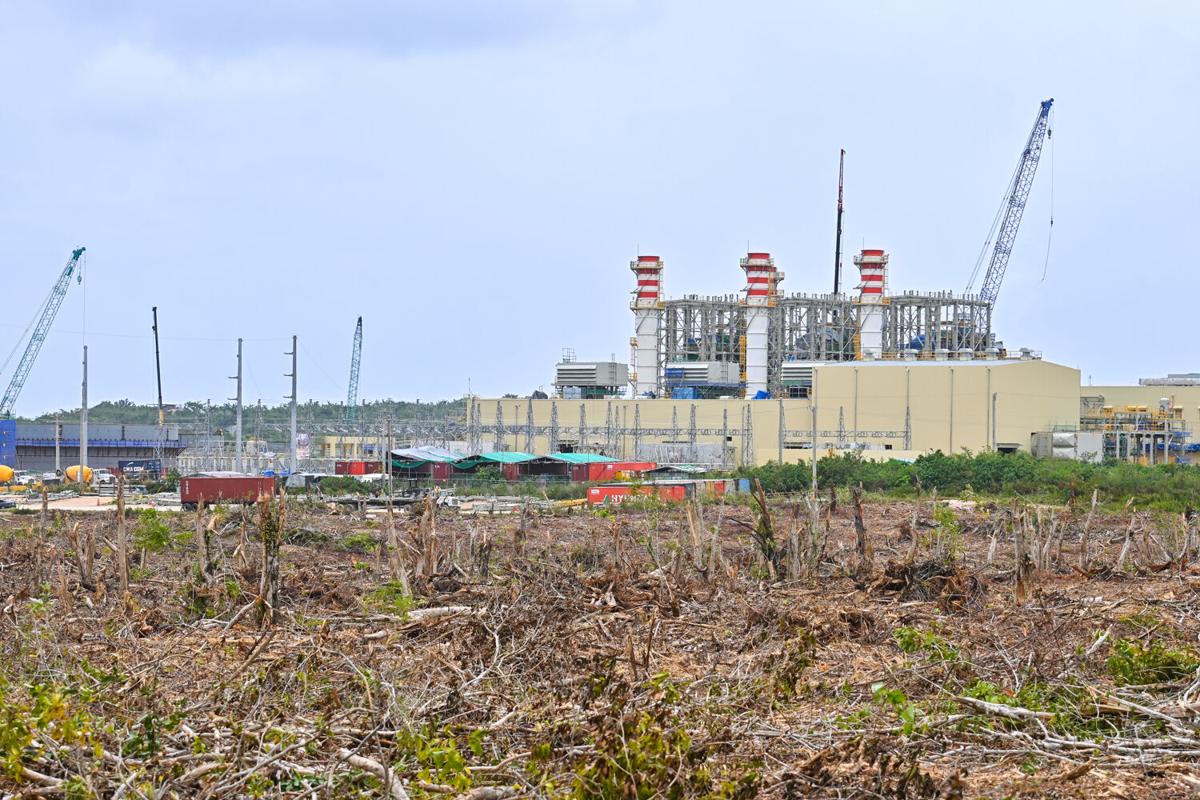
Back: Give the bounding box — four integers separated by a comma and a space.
741, 252, 781, 397
853, 248, 888, 358
630, 255, 664, 396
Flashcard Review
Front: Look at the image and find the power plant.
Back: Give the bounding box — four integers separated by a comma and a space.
4, 97, 1200, 476
616, 246, 998, 402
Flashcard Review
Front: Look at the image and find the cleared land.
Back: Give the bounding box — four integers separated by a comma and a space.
2, 492, 1200, 798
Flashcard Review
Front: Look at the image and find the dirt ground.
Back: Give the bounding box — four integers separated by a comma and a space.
2, 493, 1200, 798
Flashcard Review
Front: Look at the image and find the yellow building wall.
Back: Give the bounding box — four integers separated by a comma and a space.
313, 435, 386, 460
478, 359, 1081, 466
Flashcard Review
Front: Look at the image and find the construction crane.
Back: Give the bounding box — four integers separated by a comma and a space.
152, 307, 165, 472
0, 247, 86, 418
832, 148, 846, 295
345, 316, 362, 423
966, 99, 1053, 306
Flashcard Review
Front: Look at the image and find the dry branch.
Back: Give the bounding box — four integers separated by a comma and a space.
336, 748, 409, 800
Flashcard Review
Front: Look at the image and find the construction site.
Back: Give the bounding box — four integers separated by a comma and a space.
2, 99, 1199, 492
3, 8, 1200, 789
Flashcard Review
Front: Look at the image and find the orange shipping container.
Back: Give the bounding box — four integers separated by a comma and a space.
586, 484, 687, 505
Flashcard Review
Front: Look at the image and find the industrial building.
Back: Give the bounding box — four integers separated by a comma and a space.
1, 421, 186, 473
622, 250, 999, 400
477, 356, 1081, 467
1076, 376, 1200, 463
505, 242, 1080, 467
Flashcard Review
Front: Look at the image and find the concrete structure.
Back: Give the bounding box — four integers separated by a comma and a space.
11, 422, 185, 473
477, 357, 1080, 466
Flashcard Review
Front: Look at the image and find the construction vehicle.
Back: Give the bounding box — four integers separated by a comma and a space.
966, 100, 1053, 308
0, 248, 86, 417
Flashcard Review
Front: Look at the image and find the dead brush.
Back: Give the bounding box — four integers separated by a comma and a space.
872, 558, 985, 613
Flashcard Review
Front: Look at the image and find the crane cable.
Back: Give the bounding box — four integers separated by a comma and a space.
1041, 107, 1055, 281
0, 281, 58, 379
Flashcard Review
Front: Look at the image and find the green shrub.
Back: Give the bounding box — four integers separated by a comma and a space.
132, 508, 174, 553
736, 451, 1200, 510
1107, 639, 1200, 685
893, 626, 959, 662
364, 581, 411, 616
318, 476, 372, 495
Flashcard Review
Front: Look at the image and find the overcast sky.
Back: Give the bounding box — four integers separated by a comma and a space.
2, 1, 1197, 416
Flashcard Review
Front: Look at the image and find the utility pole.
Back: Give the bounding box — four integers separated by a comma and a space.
286, 336, 298, 474
833, 148, 845, 295
152, 307, 164, 476
386, 416, 393, 508
991, 392, 998, 450
80, 346, 88, 487
810, 402, 817, 494
230, 338, 243, 473
205, 400, 212, 471
54, 416, 61, 473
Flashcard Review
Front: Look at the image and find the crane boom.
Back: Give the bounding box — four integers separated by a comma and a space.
967, 99, 1053, 305
833, 148, 845, 294
345, 316, 362, 423
0, 247, 86, 418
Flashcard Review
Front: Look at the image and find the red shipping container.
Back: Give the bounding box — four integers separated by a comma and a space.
349, 461, 366, 475
501, 463, 520, 481
180, 476, 276, 509
335, 461, 351, 475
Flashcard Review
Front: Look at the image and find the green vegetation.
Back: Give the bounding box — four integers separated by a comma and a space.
739, 450, 1200, 511
145, 469, 181, 494
1106, 638, 1200, 686
871, 685, 926, 736
318, 476, 373, 495
339, 531, 378, 553
364, 581, 412, 616
25, 397, 467, 427
563, 673, 761, 800
132, 508, 176, 553
893, 626, 959, 662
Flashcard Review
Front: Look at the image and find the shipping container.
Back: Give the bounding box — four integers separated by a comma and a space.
180, 475, 276, 509
336, 460, 384, 476
587, 461, 657, 482
587, 484, 688, 505
117, 459, 162, 477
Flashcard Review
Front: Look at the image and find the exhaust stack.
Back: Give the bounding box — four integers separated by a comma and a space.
630, 255, 664, 396
741, 252, 781, 397
853, 248, 888, 359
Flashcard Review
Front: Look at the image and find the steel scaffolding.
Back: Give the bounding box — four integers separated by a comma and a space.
660, 291, 996, 396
